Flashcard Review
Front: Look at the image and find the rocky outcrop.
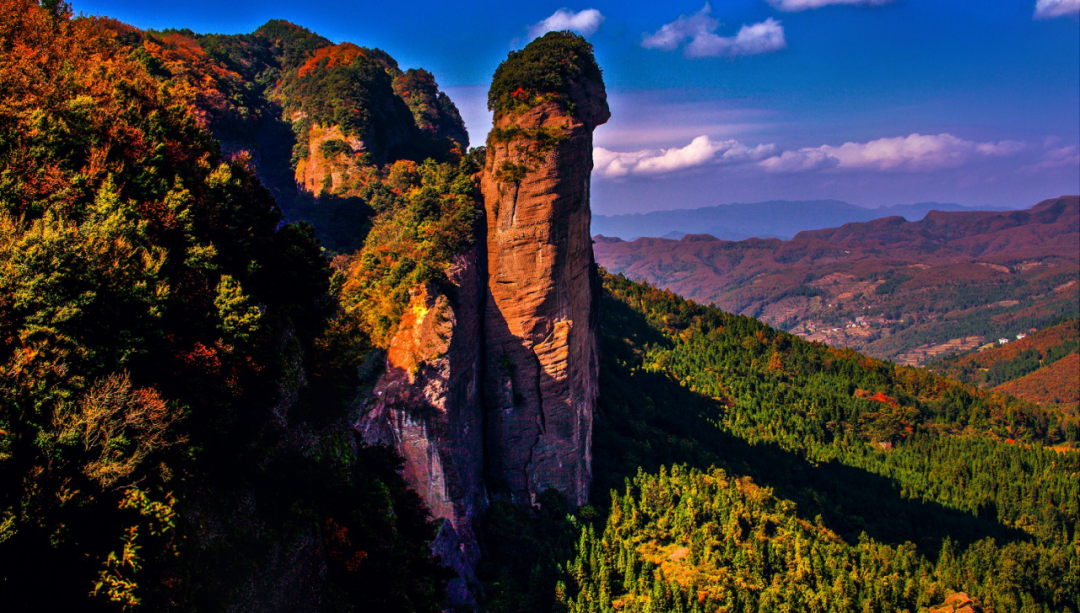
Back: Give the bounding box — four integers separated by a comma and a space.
293, 122, 370, 196
481, 58, 609, 506
357, 244, 486, 605
356, 31, 608, 606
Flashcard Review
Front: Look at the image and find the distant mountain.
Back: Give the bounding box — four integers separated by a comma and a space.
591, 199, 1005, 241
594, 196, 1080, 364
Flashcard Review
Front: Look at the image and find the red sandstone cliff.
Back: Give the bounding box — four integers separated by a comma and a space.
356, 32, 608, 605
293, 122, 373, 196
481, 65, 610, 507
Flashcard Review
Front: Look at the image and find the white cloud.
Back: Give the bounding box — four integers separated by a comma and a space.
1024, 145, 1080, 171
758, 149, 838, 172
1035, 0, 1080, 19
528, 8, 605, 38
766, 0, 895, 11
594, 132, 1032, 180
594, 136, 776, 178
760, 133, 1026, 173
643, 4, 786, 58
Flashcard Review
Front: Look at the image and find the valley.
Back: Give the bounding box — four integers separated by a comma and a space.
594, 198, 1080, 365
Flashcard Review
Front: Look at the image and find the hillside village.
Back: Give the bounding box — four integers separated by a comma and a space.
793, 317, 1038, 366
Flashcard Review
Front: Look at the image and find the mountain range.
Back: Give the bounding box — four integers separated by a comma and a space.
594, 196, 1080, 364
591, 199, 1010, 241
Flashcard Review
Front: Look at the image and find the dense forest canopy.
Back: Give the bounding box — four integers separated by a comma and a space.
480, 275, 1079, 613
0, 1, 451, 609
577, 275, 1078, 612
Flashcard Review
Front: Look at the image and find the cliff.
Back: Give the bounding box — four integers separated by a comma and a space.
481, 32, 610, 506
356, 245, 486, 604
354, 32, 609, 605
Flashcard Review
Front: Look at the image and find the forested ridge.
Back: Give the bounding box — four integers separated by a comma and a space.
931, 318, 1080, 409
85, 9, 471, 257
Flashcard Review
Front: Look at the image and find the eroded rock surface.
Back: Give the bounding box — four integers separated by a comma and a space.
293, 122, 369, 196
356, 32, 608, 607
481, 75, 609, 506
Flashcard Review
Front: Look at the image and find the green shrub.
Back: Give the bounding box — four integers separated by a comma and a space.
495, 161, 528, 184
488, 31, 602, 117
319, 138, 353, 159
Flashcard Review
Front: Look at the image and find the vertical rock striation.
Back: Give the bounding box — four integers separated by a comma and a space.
481, 33, 610, 506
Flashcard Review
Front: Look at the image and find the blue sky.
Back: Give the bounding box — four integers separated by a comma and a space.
75, 0, 1080, 213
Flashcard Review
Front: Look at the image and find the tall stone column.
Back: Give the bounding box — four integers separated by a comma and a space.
482, 33, 609, 507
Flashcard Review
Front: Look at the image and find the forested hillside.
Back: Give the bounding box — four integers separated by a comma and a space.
931, 318, 1079, 410
0, 2, 462, 609
582, 275, 1077, 611
87, 12, 470, 256
482, 274, 1079, 613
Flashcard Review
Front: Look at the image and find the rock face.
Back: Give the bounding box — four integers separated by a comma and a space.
357, 245, 486, 604
481, 74, 609, 506
293, 122, 369, 196
357, 31, 608, 606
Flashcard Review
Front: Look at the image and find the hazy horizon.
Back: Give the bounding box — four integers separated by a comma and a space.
591, 197, 1025, 217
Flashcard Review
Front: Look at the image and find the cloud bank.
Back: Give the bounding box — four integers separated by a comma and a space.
1034, 0, 1080, 19
528, 8, 604, 38
594, 133, 1028, 179
643, 4, 786, 58
766, 0, 895, 10
594, 136, 776, 178
760, 134, 1025, 173
1024, 145, 1080, 171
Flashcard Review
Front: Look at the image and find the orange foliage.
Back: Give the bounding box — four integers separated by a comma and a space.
855, 389, 901, 407
995, 353, 1080, 409
0, 0, 203, 216
175, 342, 221, 375
298, 42, 365, 78
386, 159, 420, 193
141, 31, 247, 127
324, 516, 368, 573
55, 373, 181, 487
